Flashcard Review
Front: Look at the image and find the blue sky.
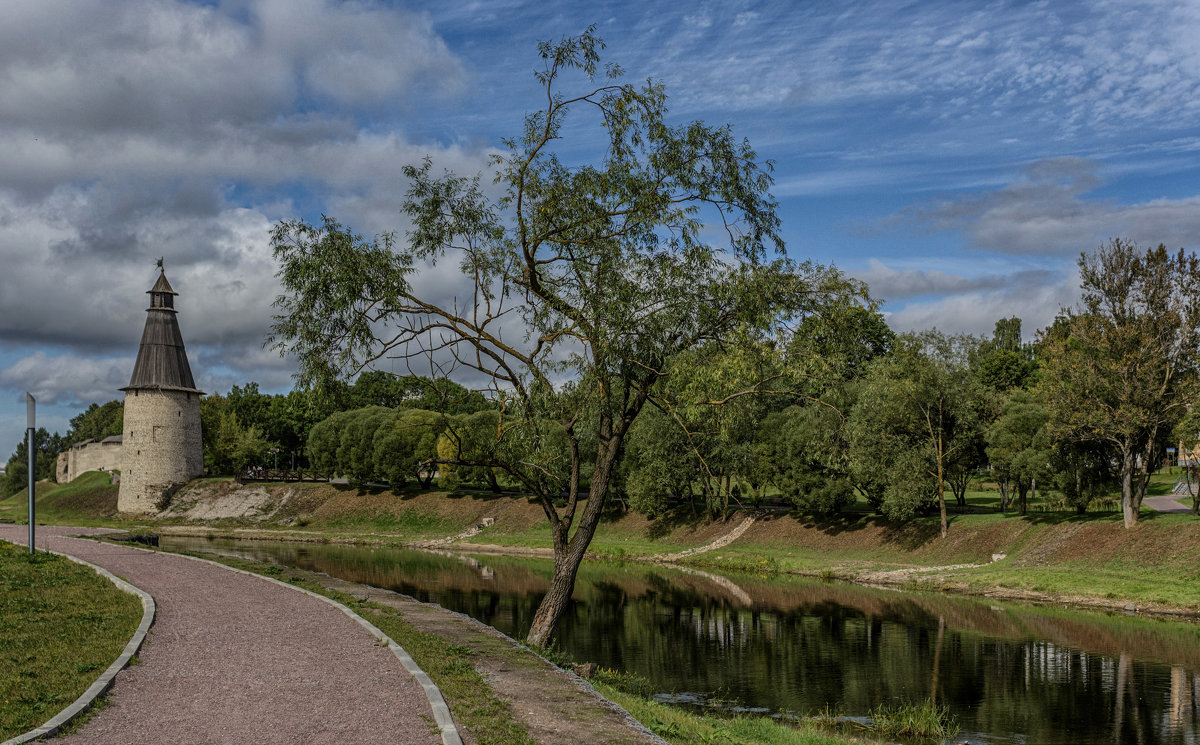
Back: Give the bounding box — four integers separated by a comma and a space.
3, 0, 1200, 452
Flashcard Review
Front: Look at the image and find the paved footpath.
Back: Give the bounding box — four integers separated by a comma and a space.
1144, 494, 1193, 514
2, 526, 445, 745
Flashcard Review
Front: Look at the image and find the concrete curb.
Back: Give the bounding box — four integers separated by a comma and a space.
133, 545, 463, 745
2, 549, 156, 745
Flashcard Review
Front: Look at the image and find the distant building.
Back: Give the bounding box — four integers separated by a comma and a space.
116, 266, 204, 514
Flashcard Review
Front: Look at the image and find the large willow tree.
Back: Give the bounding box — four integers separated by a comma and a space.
269, 29, 857, 645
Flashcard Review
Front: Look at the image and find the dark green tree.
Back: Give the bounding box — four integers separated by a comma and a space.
3, 428, 63, 497
1038, 239, 1200, 527
268, 30, 858, 645
848, 332, 986, 536
65, 400, 124, 447
372, 408, 446, 489
986, 390, 1051, 515
760, 404, 855, 514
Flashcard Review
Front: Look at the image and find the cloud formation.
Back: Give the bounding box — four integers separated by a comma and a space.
907, 157, 1200, 255
0, 0, 487, 418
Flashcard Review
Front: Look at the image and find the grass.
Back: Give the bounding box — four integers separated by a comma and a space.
591, 667, 955, 745
0, 540, 142, 740
861, 700, 958, 740
0, 472, 121, 526
593, 680, 863, 745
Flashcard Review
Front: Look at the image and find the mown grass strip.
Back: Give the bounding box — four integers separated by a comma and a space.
592, 679, 861, 745
0, 541, 142, 741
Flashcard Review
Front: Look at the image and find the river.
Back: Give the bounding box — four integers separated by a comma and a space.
161, 536, 1200, 744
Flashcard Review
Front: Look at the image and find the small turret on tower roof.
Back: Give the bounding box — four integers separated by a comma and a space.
122, 264, 203, 394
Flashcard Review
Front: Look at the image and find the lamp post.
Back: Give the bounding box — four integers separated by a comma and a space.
26, 393, 35, 554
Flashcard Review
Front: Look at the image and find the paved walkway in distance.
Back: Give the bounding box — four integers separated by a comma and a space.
2, 526, 445, 745
1144, 494, 1193, 514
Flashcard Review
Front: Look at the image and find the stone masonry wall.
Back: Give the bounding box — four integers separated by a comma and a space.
58, 440, 124, 483
118, 389, 203, 514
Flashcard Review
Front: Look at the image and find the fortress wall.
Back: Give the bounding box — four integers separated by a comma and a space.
57, 440, 124, 483
71, 441, 123, 481
118, 389, 203, 514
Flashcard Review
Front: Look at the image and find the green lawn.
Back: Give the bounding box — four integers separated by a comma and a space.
0, 540, 142, 740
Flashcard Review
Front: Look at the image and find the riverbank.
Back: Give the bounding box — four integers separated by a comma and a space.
5, 474, 1200, 618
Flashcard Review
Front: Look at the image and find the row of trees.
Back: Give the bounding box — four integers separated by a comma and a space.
0, 372, 492, 496
266, 31, 1200, 645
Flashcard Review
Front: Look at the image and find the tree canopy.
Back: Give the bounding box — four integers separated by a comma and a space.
1038, 239, 1200, 527
268, 29, 861, 645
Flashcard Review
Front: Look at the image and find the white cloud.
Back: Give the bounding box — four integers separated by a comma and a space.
0, 351, 133, 407
908, 157, 1200, 255
854, 259, 1059, 303
885, 274, 1079, 339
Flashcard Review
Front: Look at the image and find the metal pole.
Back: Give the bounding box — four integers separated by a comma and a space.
26, 393, 35, 555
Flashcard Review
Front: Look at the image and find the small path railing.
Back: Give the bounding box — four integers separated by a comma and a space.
236, 468, 330, 483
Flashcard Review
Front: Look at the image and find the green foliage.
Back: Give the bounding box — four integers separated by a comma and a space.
3, 428, 62, 497
786, 302, 894, 395
1047, 439, 1116, 514
1038, 239, 1200, 526
759, 405, 854, 514
307, 409, 357, 474
268, 29, 860, 646
621, 408, 700, 516
847, 332, 987, 533
202, 406, 272, 476
65, 400, 123, 446
341, 407, 396, 486
373, 408, 446, 489
974, 317, 1037, 391
985, 390, 1051, 515
436, 410, 504, 491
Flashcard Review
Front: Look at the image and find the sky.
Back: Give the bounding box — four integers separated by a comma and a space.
3, 0, 1200, 451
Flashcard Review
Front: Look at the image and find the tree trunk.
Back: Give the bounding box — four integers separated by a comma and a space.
526, 434, 621, 648
1016, 480, 1028, 517
997, 478, 1010, 513
937, 434, 948, 538
1191, 467, 1200, 517
1121, 445, 1140, 528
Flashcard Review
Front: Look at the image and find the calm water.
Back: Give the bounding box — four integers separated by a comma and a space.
163, 537, 1200, 745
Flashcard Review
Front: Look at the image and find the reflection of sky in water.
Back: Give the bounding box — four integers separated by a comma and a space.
165, 537, 1200, 745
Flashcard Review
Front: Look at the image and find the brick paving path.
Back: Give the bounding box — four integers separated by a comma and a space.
2, 526, 444, 745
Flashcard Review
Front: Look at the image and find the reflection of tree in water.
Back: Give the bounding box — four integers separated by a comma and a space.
169, 537, 1200, 745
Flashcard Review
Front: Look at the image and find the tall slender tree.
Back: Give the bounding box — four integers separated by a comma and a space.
269, 29, 859, 645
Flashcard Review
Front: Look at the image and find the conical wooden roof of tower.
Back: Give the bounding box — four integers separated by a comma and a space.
121, 269, 204, 394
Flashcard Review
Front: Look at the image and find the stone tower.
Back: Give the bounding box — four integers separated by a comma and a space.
117, 266, 204, 514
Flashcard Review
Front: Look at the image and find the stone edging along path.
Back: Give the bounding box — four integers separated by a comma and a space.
0, 527, 461, 745
2, 547, 156, 745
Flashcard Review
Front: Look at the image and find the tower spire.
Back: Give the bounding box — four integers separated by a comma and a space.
122, 267, 201, 394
